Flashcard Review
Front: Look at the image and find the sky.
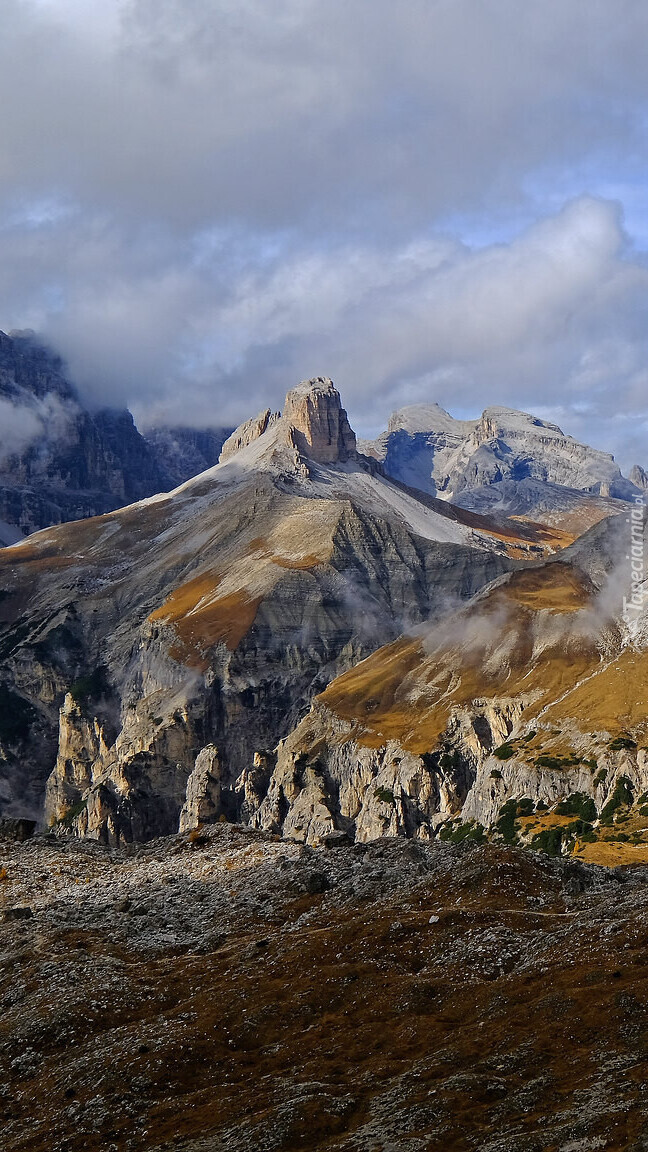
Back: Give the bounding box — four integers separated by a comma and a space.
2, 1, 648, 469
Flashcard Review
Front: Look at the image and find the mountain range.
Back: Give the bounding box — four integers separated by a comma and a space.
0, 329, 231, 545
0, 368, 646, 869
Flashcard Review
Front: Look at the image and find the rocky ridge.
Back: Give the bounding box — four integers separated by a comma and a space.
360, 401, 640, 531
239, 512, 648, 864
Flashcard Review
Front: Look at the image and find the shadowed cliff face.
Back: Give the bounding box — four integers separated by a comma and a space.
0, 329, 231, 539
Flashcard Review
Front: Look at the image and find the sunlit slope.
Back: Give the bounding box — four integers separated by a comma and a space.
317, 561, 624, 753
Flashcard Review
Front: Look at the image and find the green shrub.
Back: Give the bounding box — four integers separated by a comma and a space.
56, 797, 87, 829
439, 820, 486, 844
493, 743, 516, 761
579, 828, 597, 844
374, 786, 395, 805
536, 754, 581, 770
564, 819, 594, 839
609, 736, 637, 752
531, 827, 564, 857
521, 731, 537, 743
439, 748, 463, 771
69, 666, 109, 706
516, 798, 535, 817
594, 768, 608, 786
555, 793, 596, 822
490, 769, 503, 780
495, 799, 519, 844
536, 755, 563, 769
536, 800, 548, 812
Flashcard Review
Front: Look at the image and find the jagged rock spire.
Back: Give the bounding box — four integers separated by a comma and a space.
218, 376, 356, 465
283, 377, 356, 463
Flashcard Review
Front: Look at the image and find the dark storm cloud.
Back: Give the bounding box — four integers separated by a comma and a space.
1, 1, 648, 466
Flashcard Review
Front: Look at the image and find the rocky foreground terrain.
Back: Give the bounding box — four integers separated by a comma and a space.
3, 822, 648, 1152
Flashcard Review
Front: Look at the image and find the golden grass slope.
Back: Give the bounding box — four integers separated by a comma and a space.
318, 561, 632, 753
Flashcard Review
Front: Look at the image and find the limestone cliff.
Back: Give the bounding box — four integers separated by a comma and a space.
282, 377, 356, 463
219, 409, 280, 462
361, 400, 639, 529
219, 377, 355, 468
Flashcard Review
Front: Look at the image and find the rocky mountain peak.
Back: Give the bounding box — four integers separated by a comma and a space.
0, 328, 76, 404
362, 397, 638, 510
387, 402, 472, 437
629, 464, 648, 491
283, 376, 356, 463
475, 406, 565, 442
219, 408, 281, 463
219, 377, 357, 467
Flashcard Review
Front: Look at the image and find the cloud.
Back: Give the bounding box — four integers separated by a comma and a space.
0, 400, 43, 463
0, 394, 78, 465
0, 2, 648, 466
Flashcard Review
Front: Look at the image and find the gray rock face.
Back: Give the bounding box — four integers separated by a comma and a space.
362, 401, 640, 512
282, 377, 356, 463
220, 378, 356, 468
236, 511, 648, 845
0, 329, 232, 540
240, 647, 648, 848
0, 332, 169, 535
219, 409, 280, 462
179, 745, 223, 832
629, 464, 648, 491
142, 426, 232, 487
237, 696, 524, 844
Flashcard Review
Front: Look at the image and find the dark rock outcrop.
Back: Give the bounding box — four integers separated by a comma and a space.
145, 426, 232, 486
0, 329, 231, 539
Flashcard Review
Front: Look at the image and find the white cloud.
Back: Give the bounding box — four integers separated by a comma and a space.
0, 393, 77, 464
0, 2, 647, 469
